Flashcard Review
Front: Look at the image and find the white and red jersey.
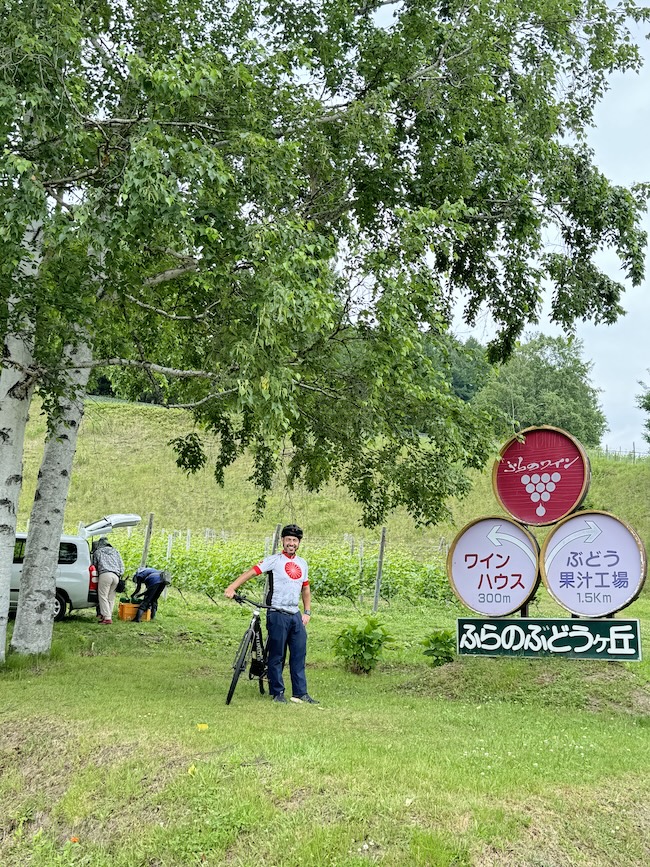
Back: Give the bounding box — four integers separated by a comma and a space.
253, 552, 309, 613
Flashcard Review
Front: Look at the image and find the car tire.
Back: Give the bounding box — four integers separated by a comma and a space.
54, 590, 68, 621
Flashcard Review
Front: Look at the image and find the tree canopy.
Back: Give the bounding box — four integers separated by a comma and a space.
2, 0, 649, 526
440, 337, 493, 403
471, 333, 608, 447
636, 380, 650, 446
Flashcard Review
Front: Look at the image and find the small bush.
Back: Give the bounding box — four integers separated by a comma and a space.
421, 628, 456, 667
333, 615, 393, 674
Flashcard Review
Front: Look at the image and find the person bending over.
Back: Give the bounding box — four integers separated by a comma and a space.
133, 567, 168, 622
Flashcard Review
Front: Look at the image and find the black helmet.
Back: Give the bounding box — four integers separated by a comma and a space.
281, 524, 303, 540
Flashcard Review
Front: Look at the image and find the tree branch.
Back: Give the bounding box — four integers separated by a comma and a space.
42, 167, 101, 189
82, 117, 230, 144
75, 358, 223, 379
166, 388, 238, 409
297, 381, 349, 401
124, 292, 219, 321
143, 262, 199, 286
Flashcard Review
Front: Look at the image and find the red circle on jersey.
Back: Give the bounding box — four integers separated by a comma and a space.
285, 561, 303, 581
493, 426, 590, 526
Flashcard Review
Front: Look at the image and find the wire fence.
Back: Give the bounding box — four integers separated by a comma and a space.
144, 526, 451, 560
593, 445, 650, 462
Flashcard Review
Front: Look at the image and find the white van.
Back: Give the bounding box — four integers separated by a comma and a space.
10, 514, 141, 620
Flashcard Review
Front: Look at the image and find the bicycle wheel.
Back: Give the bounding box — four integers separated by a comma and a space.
226, 629, 253, 705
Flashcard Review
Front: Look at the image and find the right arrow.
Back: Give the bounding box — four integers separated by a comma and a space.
545, 520, 602, 569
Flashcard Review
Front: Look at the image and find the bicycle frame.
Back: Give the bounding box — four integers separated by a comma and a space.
226, 593, 292, 705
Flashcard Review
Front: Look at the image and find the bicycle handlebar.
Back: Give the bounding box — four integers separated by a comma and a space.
232, 593, 294, 615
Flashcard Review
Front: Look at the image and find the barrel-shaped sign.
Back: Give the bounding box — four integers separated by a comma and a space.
541, 510, 646, 617
493, 426, 590, 526
447, 516, 540, 616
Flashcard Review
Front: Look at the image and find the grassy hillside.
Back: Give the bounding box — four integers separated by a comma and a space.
17, 398, 650, 557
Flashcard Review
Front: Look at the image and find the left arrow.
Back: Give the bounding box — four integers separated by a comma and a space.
486, 524, 538, 568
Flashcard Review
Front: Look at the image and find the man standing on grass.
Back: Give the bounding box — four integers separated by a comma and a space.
224, 524, 318, 705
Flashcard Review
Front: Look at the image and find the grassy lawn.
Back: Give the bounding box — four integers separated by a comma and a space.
3, 591, 650, 866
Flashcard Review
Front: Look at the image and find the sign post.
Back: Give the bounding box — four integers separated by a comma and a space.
457, 618, 642, 661
493, 426, 590, 526
540, 510, 646, 617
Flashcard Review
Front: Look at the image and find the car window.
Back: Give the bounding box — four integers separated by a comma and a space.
13, 538, 78, 564
13, 539, 26, 563
58, 542, 78, 565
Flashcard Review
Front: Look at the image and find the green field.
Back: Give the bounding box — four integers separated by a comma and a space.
3, 399, 650, 866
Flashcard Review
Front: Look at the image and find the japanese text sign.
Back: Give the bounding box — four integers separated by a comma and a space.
457, 618, 642, 661
493, 426, 590, 526
540, 510, 646, 617
447, 516, 539, 616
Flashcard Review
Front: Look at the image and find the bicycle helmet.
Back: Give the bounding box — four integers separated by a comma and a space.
281, 524, 303, 540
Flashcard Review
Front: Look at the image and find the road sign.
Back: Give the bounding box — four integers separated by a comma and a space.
493, 426, 590, 526
457, 618, 642, 660
540, 510, 647, 617
447, 516, 539, 616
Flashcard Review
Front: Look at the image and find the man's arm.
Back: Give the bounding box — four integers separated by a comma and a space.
301, 583, 311, 625
132, 569, 145, 597
224, 567, 258, 599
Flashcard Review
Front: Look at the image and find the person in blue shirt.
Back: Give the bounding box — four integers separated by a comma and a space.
132, 567, 169, 622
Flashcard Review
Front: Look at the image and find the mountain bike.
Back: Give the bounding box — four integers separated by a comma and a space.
226, 593, 291, 705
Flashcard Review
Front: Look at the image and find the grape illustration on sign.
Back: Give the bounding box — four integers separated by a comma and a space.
447, 517, 539, 616
541, 511, 646, 617
493, 426, 590, 526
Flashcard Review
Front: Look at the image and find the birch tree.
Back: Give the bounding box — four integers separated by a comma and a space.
0, 218, 41, 662
9, 337, 92, 654
0, 305, 36, 663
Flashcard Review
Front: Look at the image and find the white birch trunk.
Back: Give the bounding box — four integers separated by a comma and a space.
10, 339, 93, 655
0, 316, 36, 663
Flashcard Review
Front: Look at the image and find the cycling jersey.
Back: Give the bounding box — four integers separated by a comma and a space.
253, 552, 309, 613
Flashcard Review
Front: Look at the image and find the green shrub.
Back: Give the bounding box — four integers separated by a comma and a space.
333, 615, 393, 674
308, 548, 363, 599
421, 628, 456, 667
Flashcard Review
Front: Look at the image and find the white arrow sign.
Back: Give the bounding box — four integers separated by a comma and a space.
448, 517, 540, 616
544, 519, 602, 569
487, 524, 538, 568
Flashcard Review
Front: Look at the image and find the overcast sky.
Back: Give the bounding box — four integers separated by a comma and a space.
567, 31, 650, 453
454, 29, 650, 453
